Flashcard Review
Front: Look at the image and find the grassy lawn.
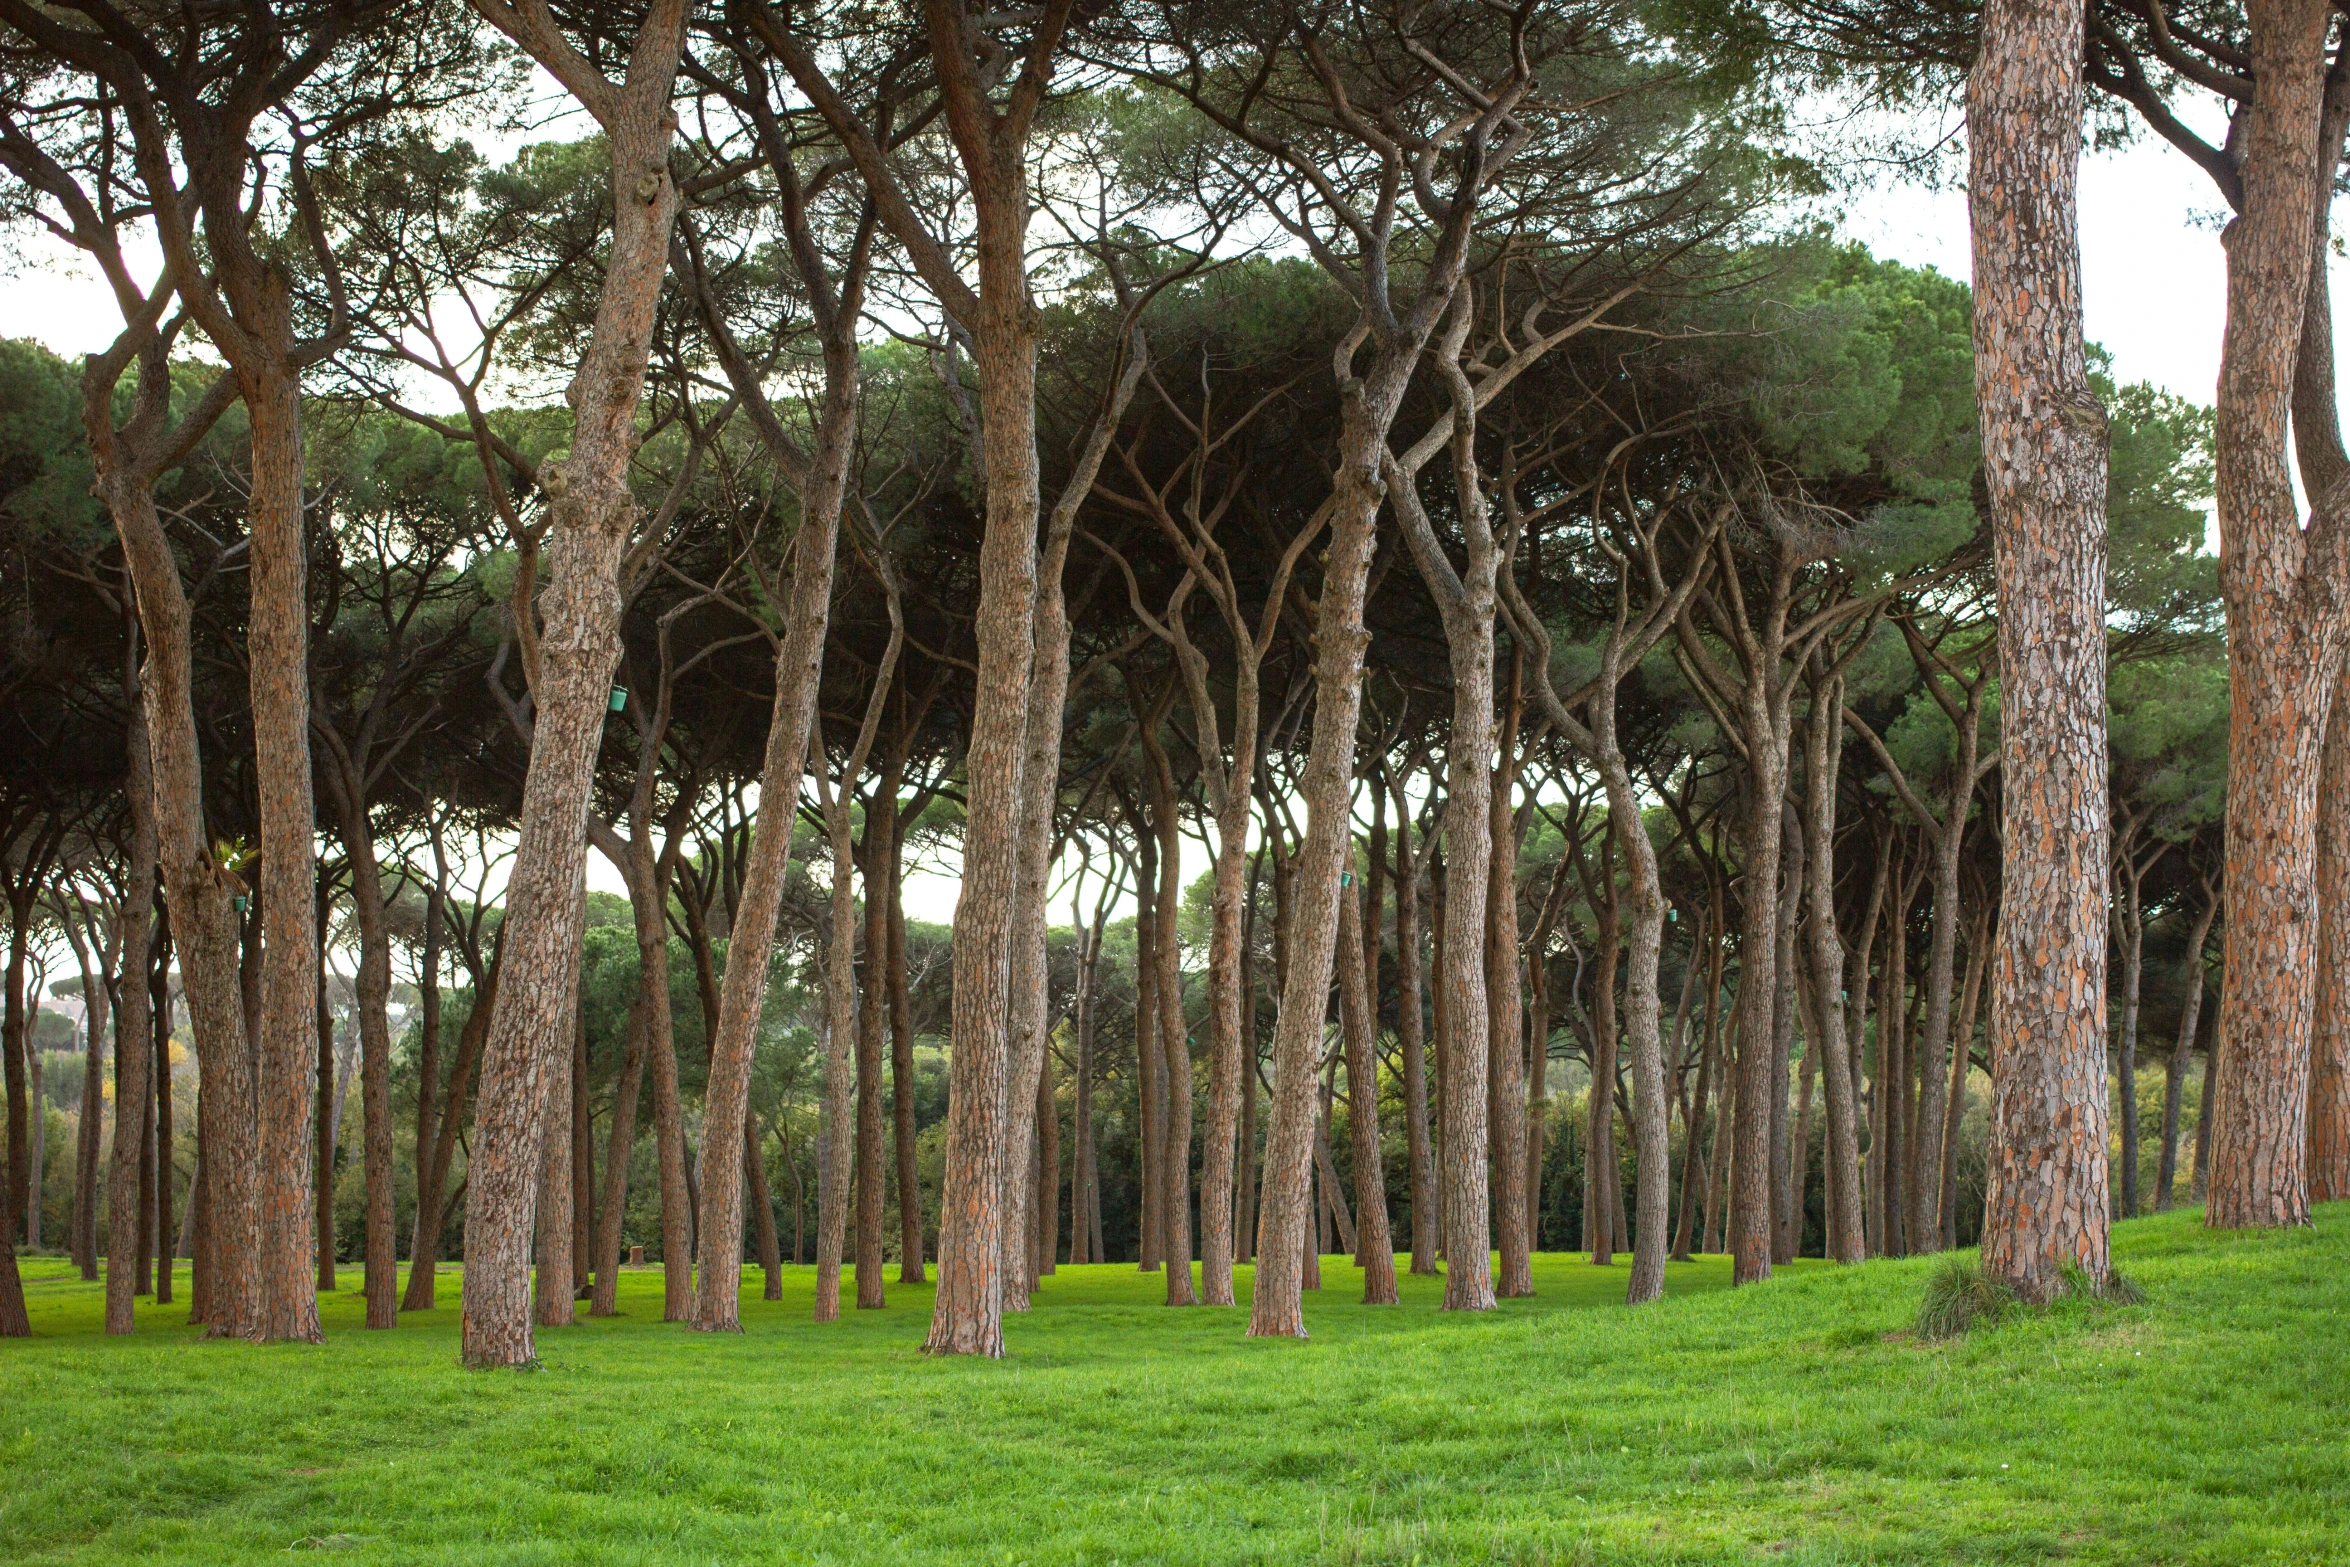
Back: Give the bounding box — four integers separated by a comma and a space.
3, 1205, 2344, 1565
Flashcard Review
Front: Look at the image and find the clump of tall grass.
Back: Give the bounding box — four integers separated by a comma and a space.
1915, 1256, 2018, 1340
1916, 1254, 2150, 1340
2059, 1258, 2148, 1306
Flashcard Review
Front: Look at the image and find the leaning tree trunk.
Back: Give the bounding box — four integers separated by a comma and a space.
2308, 680, 2350, 1200
888, 822, 925, 1283
408, 943, 496, 1313
1143, 730, 1197, 1306
856, 823, 891, 1310
104, 461, 258, 1339
1002, 558, 1077, 1313
1730, 747, 1791, 1284
533, 987, 577, 1330
1250, 408, 1408, 1338
1392, 788, 1437, 1276
2204, 0, 2349, 1232
1969, 0, 2115, 1298
2114, 869, 2146, 1218
1338, 878, 1396, 1304
1486, 717, 1533, 1298
688, 338, 854, 1332
328, 771, 399, 1328
458, 72, 688, 1368
103, 691, 160, 1335
1799, 691, 1866, 1263
64, 898, 108, 1280
1587, 690, 1674, 1303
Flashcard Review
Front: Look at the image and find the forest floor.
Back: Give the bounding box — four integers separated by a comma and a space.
4, 1204, 2344, 1566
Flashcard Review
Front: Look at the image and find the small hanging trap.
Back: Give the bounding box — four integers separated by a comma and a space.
608, 687, 628, 713
232, 894, 249, 914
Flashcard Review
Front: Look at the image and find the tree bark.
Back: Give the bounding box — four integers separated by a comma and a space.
888, 809, 925, 1282
1771, 815, 1804, 1265
1338, 877, 1396, 1303
857, 822, 891, 1309
2310, 688, 2350, 1199
313, 940, 336, 1293
2165, 889, 2221, 1210
1134, 832, 1163, 1273
326, 769, 398, 1327
1486, 681, 1532, 1297
1969, 0, 2116, 1297
104, 686, 159, 1335
533, 987, 577, 1330
687, 246, 860, 1331
457, 0, 691, 1367
2119, 860, 2150, 1216
2203, 0, 2346, 1232
409, 938, 497, 1312
1142, 722, 1197, 1305
62, 893, 110, 1280
1392, 776, 1437, 1276
1799, 688, 1865, 1263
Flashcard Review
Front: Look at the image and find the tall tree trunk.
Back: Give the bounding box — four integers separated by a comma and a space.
1133, 841, 1162, 1273
2114, 866, 2146, 1218
231, 351, 322, 1346
2192, 1000, 2221, 1204
406, 882, 443, 1306
1071, 914, 1098, 1266
1771, 816, 1804, 1265
1970, 0, 2117, 1297
1001, 616, 1073, 1314
574, 1006, 594, 1296
1671, 904, 1720, 1262
1730, 745, 1791, 1283
533, 988, 576, 1330
2206, 0, 2350, 1232
746, 1120, 781, 1300
409, 940, 497, 1312
637, 851, 692, 1322
1392, 779, 1437, 1275
1338, 878, 1396, 1303
103, 692, 159, 1335
2165, 892, 2221, 1210
329, 771, 399, 1327
888, 815, 925, 1283
917, 231, 1051, 1358
1884, 899, 1911, 1257
1941, 918, 1989, 1248
1487, 692, 1532, 1297
689, 345, 856, 1334
1144, 729, 1196, 1305
457, 22, 690, 1366
107, 470, 257, 1337
1586, 857, 1622, 1267
314, 944, 337, 1293
2310, 688, 2350, 1199
856, 824, 890, 1310
64, 897, 110, 1280
1799, 695, 1865, 1263
1681, 893, 1727, 1259
1036, 1058, 1060, 1276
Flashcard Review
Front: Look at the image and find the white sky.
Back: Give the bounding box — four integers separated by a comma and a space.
0, 108, 2303, 936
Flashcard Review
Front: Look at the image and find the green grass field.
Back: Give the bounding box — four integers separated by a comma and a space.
4, 1206, 2345, 1565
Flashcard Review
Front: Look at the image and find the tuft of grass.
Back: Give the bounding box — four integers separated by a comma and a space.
2060, 1257, 2150, 1307
1915, 1255, 2017, 1340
